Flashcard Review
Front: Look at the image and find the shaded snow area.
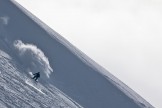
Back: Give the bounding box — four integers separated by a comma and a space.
0, 47, 82, 108
0, 0, 154, 108
0, 46, 83, 108
0, 5, 82, 107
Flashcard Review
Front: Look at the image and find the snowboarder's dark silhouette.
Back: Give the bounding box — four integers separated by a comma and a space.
32, 72, 40, 81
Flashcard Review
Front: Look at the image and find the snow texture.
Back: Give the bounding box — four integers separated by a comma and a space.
0, 49, 82, 108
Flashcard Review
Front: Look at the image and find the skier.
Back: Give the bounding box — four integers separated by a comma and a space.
32, 72, 40, 81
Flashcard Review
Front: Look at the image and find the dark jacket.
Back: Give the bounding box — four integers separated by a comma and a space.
33, 72, 40, 77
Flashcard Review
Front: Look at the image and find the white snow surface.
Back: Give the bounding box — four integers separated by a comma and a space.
0, 0, 154, 108
0, 49, 81, 108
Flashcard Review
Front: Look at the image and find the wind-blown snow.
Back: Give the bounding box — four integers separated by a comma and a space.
0, 16, 9, 39
13, 40, 53, 78
0, 16, 9, 25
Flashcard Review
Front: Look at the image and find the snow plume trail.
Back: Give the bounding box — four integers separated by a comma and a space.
13, 40, 53, 79
0, 16, 9, 25
0, 16, 9, 39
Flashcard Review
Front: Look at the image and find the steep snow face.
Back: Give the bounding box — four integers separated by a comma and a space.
0, 0, 153, 108
0, 45, 82, 108
0, 1, 82, 107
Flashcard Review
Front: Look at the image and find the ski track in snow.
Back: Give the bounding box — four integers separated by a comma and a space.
25, 80, 45, 95
0, 49, 82, 108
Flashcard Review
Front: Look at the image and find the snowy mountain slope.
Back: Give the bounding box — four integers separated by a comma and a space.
0, 0, 154, 108
0, 40, 82, 108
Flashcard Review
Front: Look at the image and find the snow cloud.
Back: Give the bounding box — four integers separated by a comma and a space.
0, 16, 9, 39
13, 40, 53, 78
0, 16, 9, 25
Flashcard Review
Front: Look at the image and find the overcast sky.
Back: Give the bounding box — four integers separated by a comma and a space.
15, 0, 162, 107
